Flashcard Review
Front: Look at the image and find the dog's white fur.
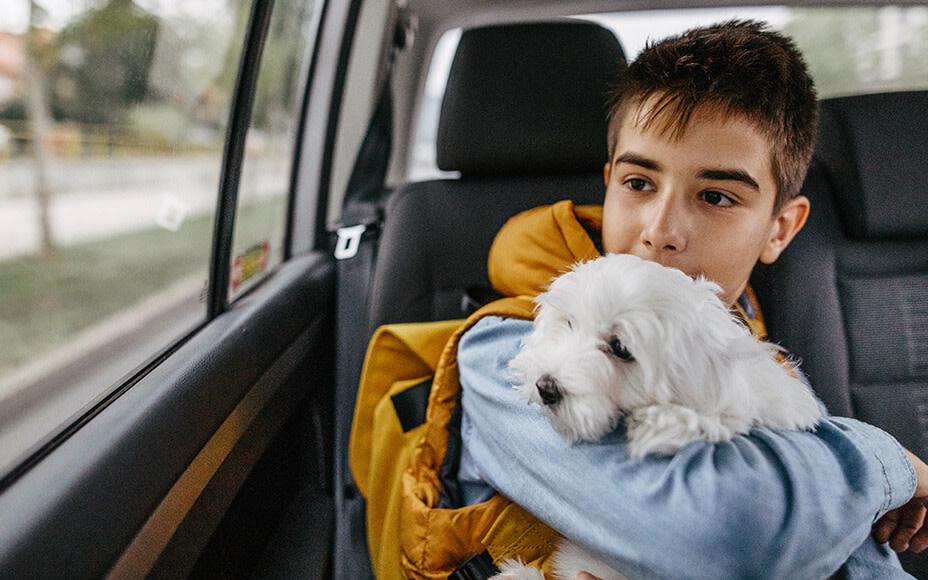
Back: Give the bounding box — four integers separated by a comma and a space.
495, 541, 631, 580
511, 253, 821, 456
492, 253, 822, 580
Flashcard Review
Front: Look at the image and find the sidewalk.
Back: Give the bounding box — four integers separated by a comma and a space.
0, 185, 217, 260
0, 153, 288, 260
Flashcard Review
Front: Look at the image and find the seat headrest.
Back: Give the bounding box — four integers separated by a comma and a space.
816, 92, 928, 240
437, 21, 626, 176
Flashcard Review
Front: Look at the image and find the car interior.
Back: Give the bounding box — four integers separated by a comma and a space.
752, 89, 928, 575
0, 0, 927, 578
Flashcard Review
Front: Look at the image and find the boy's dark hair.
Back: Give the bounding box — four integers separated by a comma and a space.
607, 20, 818, 211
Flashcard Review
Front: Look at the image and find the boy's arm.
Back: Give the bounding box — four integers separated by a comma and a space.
457, 316, 919, 580
874, 448, 928, 552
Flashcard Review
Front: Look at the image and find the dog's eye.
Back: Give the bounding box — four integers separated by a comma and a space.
608, 336, 634, 361
566, 317, 575, 330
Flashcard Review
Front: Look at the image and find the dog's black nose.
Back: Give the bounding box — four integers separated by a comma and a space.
536, 375, 562, 406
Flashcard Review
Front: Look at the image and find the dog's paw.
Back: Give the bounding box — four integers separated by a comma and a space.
626, 404, 734, 458
491, 558, 546, 580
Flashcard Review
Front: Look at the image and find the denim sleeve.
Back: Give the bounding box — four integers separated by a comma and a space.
457, 316, 917, 580
840, 536, 911, 579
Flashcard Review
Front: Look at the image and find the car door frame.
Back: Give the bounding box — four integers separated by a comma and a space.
0, 0, 362, 576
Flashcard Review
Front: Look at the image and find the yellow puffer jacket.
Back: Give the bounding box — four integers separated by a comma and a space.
351, 200, 769, 579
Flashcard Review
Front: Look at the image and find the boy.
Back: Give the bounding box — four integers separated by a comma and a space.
456, 21, 928, 578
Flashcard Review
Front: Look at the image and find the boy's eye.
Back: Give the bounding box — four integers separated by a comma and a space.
625, 178, 654, 192
701, 190, 735, 207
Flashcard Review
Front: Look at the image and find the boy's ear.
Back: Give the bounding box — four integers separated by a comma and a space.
759, 195, 811, 264
604, 161, 612, 186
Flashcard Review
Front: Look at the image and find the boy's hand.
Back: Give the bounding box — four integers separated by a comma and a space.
873, 448, 928, 552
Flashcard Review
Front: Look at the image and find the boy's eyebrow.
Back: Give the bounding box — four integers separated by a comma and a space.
698, 168, 760, 190
614, 151, 760, 190
614, 152, 661, 171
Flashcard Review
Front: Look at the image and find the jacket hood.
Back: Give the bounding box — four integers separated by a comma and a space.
488, 200, 602, 297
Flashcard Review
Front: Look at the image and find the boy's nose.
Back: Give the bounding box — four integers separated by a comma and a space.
640, 194, 686, 254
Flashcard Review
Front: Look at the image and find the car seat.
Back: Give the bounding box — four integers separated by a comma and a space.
751, 91, 928, 578
332, 20, 627, 579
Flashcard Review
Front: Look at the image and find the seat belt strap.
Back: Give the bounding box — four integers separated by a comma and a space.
448, 551, 499, 580
330, 21, 401, 580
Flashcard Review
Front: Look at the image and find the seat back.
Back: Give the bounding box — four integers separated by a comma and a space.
369, 21, 626, 328
752, 91, 928, 576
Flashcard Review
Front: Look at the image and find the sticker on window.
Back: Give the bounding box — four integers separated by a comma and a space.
231, 242, 270, 290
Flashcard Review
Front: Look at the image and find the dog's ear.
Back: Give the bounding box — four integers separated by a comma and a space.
530, 290, 562, 336
655, 308, 739, 413
532, 290, 551, 316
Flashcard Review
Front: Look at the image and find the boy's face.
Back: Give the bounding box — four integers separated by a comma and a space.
602, 101, 809, 306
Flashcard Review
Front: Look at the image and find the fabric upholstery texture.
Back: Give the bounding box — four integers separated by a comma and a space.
370, 173, 608, 330
751, 91, 928, 576
436, 21, 626, 176
371, 21, 626, 331
814, 92, 928, 239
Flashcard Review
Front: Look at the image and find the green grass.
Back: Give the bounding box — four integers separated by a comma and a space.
0, 197, 286, 374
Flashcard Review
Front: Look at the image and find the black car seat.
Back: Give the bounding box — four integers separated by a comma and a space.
332, 21, 627, 579
369, 22, 626, 326
751, 91, 928, 578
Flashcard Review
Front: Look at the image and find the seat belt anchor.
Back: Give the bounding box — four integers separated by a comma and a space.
334, 224, 367, 260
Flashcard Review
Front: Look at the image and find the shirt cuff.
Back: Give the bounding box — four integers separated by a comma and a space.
834, 417, 917, 516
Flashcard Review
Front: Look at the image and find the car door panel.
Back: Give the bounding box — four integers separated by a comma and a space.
0, 254, 335, 579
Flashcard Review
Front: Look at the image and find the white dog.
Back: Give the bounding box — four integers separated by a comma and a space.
493, 253, 822, 580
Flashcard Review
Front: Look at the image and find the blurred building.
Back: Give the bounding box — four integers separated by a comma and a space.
0, 32, 24, 107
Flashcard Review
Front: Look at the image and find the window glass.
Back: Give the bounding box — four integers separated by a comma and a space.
407, 28, 460, 183
0, 0, 250, 473
589, 5, 928, 98
784, 6, 928, 98
408, 6, 928, 180
229, 0, 316, 299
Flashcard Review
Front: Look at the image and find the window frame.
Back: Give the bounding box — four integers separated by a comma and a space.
0, 0, 349, 575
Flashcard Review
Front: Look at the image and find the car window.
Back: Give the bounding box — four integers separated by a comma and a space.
0, 0, 316, 476
229, 0, 315, 300
409, 5, 928, 180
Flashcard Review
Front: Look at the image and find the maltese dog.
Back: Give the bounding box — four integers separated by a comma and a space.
493, 253, 822, 580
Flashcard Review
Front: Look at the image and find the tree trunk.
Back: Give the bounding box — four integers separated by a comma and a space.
23, 2, 57, 260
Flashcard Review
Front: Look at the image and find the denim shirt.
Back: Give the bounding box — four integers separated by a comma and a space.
457, 316, 916, 579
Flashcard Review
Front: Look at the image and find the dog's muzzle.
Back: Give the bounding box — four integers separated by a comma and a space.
536, 375, 562, 406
